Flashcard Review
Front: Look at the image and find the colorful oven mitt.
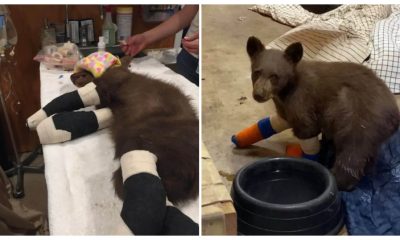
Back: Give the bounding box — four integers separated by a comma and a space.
74, 51, 122, 78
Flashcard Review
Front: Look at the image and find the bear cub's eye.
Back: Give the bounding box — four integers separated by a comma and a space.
252, 70, 262, 82
269, 74, 278, 79
253, 70, 262, 77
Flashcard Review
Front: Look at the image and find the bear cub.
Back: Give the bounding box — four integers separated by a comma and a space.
246, 36, 400, 190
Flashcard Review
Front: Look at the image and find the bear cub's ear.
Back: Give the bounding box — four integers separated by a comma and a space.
284, 42, 303, 64
247, 36, 264, 58
120, 55, 134, 68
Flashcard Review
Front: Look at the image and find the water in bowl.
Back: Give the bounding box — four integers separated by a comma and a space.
244, 170, 325, 204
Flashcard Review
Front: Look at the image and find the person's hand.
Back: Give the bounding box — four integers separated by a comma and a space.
121, 33, 148, 56
182, 32, 199, 55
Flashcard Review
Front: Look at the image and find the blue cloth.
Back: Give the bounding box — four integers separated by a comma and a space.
341, 128, 400, 235
176, 48, 199, 86
0, 15, 4, 28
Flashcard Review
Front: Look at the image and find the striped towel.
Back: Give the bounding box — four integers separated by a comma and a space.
366, 11, 400, 93
250, 5, 391, 63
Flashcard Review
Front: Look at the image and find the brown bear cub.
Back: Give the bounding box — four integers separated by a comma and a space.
72, 56, 199, 204
246, 36, 400, 191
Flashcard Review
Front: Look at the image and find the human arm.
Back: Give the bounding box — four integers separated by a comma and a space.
122, 5, 199, 56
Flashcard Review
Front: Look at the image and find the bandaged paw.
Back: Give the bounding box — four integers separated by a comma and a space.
36, 108, 112, 144
286, 137, 321, 161
299, 137, 320, 161
37, 117, 71, 144
162, 206, 199, 235
232, 114, 290, 147
120, 150, 199, 235
27, 109, 47, 130
120, 150, 159, 182
26, 82, 101, 130
121, 172, 166, 235
77, 82, 100, 106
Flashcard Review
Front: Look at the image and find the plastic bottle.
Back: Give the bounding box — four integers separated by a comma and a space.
102, 6, 117, 47
0, 6, 18, 56
0, 16, 6, 56
116, 7, 132, 41
98, 36, 105, 52
41, 18, 56, 47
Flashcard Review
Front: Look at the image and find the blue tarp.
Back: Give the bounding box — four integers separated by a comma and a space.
0, 15, 4, 28
342, 128, 400, 235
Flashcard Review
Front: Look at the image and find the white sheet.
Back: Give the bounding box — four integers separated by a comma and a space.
250, 4, 391, 63
40, 56, 199, 235
366, 11, 400, 93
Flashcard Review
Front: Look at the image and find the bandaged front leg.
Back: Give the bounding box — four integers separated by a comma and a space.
27, 82, 101, 130
120, 151, 166, 235
120, 150, 199, 235
231, 114, 290, 147
299, 137, 320, 161
36, 108, 112, 144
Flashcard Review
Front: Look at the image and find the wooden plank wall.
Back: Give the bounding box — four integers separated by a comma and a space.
0, 5, 174, 154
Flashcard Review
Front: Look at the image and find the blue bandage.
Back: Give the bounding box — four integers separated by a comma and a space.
302, 152, 319, 161
231, 135, 239, 146
257, 117, 277, 139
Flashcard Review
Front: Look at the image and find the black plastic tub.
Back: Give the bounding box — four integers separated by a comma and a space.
231, 157, 344, 235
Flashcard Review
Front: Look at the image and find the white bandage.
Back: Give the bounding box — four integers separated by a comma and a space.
78, 82, 100, 106
270, 114, 291, 133
120, 150, 159, 182
94, 108, 113, 129
36, 117, 71, 144
166, 199, 173, 207
299, 137, 320, 155
27, 109, 47, 130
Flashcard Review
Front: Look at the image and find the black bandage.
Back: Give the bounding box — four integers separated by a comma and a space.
52, 111, 99, 140
161, 206, 199, 235
43, 91, 84, 116
121, 173, 167, 235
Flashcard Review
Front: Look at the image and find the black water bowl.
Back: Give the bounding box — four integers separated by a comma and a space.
231, 157, 344, 235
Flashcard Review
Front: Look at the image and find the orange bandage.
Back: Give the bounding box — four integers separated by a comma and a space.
231, 123, 264, 148
231, 115, 290, 148
286, 143, 303, 158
